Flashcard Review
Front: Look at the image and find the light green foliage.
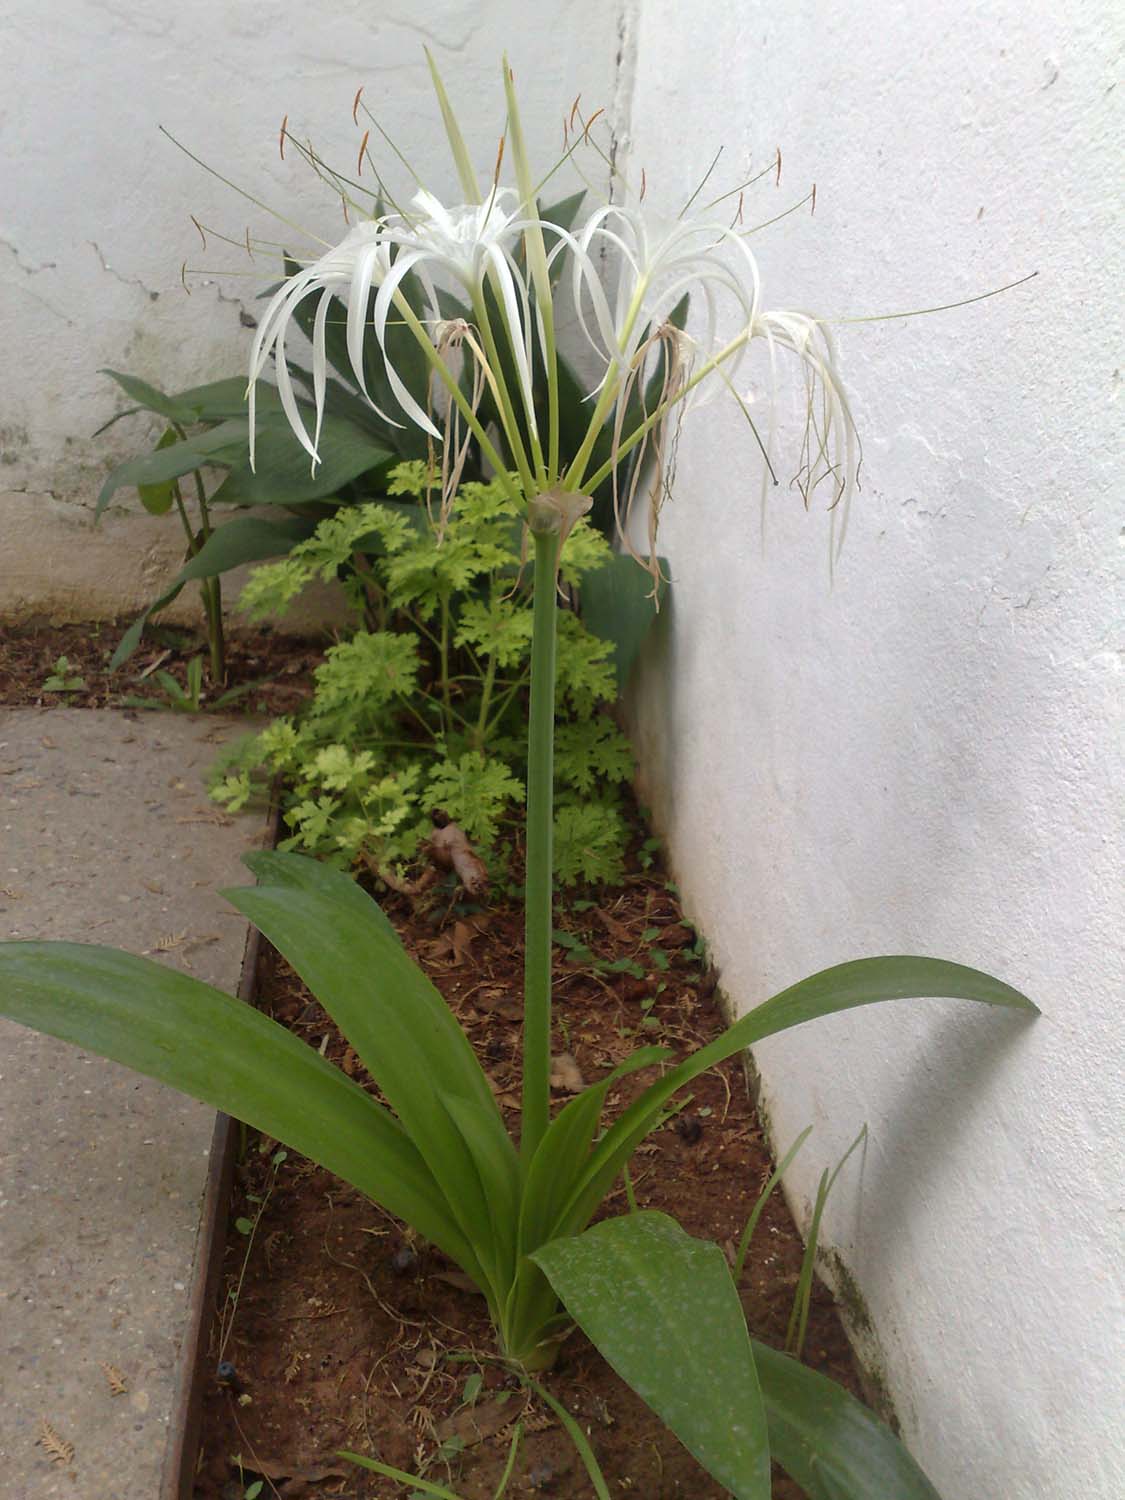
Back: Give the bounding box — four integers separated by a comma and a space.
42, 656, 86, 692
553, 804, 629, 887
214, 464, 632, 883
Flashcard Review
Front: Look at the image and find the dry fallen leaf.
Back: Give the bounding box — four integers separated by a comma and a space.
549, 1051, 586, 1093
437, 1394, 519, 1448
35, 1417, 74, 1465
595, 906, 634, 944
99, 1361, 128, 1396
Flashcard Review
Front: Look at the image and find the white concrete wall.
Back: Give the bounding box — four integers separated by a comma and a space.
623, 2, 1123, 1497
0, 0, 628, 623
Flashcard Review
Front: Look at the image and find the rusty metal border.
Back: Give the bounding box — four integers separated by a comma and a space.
160, 804, 278, 1499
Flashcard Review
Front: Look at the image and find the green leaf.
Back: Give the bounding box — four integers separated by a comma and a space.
96, 420, 250, 518
210, 411, 393, 507
225, 852, 517, 1302
108, 515, 315, 672
178, 515, 317, 581
752, 1341, 943, 1500
552, 802, 627, 887
560, 957, 1036, 1239
99, 368, 202, 424
109, 577, 187, 670
136, 427, 181, 514
170, 376, 283, 422
578, 550, 666, 690
339, 1451, 468, 1499
0, 940, 475, 1274
426, 753, 525, 844
518, 1048, 669, 1258
533, 1212, 771, 1499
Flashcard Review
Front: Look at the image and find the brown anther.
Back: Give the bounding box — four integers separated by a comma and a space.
737, 189, 745, 225
244, 225, 254, 259
810, 182, 817, 215
341, 195, 351, 225
180, 260, 191, 296
775, 147, 782, 186
279, 113, 288, 160
493, 134, 506, 187
190, 215, 207, 249
357, 128, 370, 176
640, 167, 647, 201
569, 94, 582, 129
352, 86, 364, 126
583, 107, 605, 143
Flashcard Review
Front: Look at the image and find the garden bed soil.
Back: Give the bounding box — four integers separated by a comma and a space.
1, 622, 870, 1497
0, 619, 323, 717
193, 865, 865, 1499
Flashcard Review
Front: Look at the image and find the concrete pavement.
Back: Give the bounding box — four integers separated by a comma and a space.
0, 709, 266, 1498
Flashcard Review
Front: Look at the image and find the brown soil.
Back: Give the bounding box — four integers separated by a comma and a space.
0, 619, 322, 718
194, 861, 864, 1500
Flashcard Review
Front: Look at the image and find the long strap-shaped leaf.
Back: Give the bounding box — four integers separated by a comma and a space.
751, 1340, 943, 1500
533, 1212, 771, 1499
557, 956, 1036, 1237
0, 942, 480, 1279
500, 1045, 671, 1362
518, 1045, 670, 1257
225, 853, 519, 1301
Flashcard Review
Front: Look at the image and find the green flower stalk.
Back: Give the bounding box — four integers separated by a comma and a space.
246, 55, 860, 1163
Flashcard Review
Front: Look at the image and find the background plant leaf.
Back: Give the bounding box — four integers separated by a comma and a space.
210, 412, 393, 506
578, 551, 667, 690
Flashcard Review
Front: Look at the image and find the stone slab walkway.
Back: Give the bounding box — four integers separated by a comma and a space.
0, 709, 267, 1498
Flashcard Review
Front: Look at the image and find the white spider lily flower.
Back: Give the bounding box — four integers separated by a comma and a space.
247, 220, 398, 470
247, 187, 545, 472
369, 188, 540, 439
563, 198, 858, 552
568, 203, 762, 397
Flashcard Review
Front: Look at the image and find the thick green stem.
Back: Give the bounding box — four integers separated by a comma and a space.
170, 470, 225, 686
520, 527, 559, 1166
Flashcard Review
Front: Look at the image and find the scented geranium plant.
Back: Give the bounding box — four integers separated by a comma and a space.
0, 55, 1035, 1498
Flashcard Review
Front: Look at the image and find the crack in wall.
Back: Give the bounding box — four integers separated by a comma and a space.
87, 241, 161, 302
0, 239, 57, 276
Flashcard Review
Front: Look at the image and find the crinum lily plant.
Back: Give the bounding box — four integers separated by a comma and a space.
0, 56, 1035, 1498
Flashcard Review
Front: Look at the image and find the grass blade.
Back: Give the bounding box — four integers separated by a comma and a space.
786, 1124, 867, 1357
735, 1124, 813, 1281
522, 1379, 612, 1500
339, 1450, 467, 1497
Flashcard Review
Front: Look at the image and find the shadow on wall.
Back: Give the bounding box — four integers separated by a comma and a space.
853, 1005, 1040, 1289
624, 586, 682, 839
